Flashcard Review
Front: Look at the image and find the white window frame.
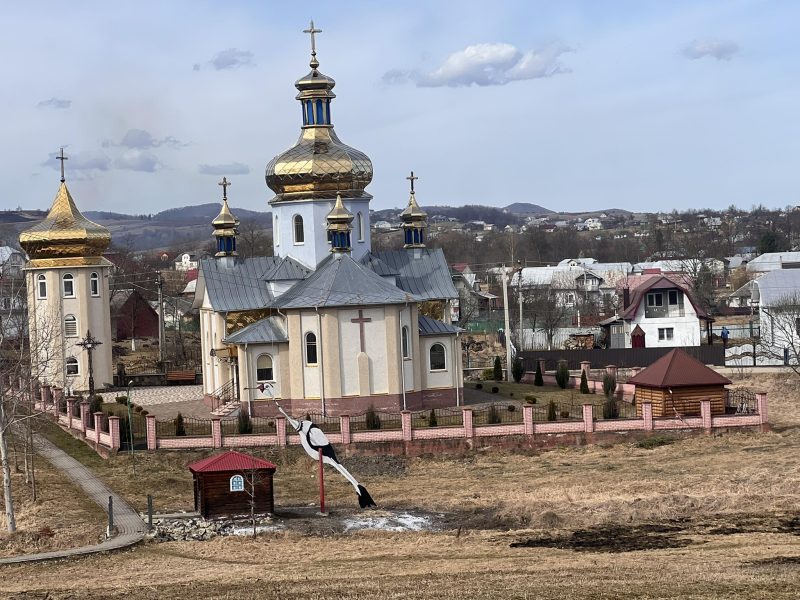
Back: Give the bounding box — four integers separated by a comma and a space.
64, 314, 78, 337
37, 274, 47, 299
658, 327, 674, 341
293, 214, 305, 245
429, 342, 447, 372
229, 474, 244, 492
90, 272, 100, 297
65, 357, 79, 376
255, 353, 274, 382
62, 273, 75, 298
647, 292, 663, 307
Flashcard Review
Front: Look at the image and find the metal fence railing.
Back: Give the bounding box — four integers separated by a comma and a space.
156, 417, 212, 438
411, 407, 464, 428
726, 389, 758, 414
349, 410, 402, 432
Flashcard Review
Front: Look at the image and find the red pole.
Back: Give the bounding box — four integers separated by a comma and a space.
318, 448, 326, 514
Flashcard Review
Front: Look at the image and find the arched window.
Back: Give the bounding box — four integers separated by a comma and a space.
90, 272, 100, 297
37, 274, 47, 299
357, 212, 364, 242
293, 215, 304, 244
229, 474, 244, 492
256, 354, 274, 381
429, 343, 446, 371
401, 326, 410, 359
65, 357, 79, 376
274, 215, 280, 245
305, 332, 318, 365
62, 273, 75, 298
64, 315, 78, 337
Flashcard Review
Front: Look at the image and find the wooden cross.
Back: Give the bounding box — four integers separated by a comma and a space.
303, 19, 322, 56
56, 147, 68, 182
350, 309, 372, 353
406, 171, 418, 193
218, 177, 231, 200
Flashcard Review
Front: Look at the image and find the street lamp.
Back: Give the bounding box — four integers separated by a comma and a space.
127, 379, 135, 474
77, 330, 102, 399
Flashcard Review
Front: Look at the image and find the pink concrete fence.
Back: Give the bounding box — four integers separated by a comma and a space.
34, 386, 769, 456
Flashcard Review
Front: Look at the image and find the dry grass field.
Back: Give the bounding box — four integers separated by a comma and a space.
1, 373, 798, 598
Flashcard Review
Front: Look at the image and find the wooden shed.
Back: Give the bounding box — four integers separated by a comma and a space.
630, 348, 731, 418
187, 451, 277, 519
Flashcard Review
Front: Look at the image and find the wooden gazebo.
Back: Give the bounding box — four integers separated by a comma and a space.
629, 349, 731, 417
187, 451, 277, 519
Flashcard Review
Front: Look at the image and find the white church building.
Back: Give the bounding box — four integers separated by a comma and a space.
193, 30, 462, 416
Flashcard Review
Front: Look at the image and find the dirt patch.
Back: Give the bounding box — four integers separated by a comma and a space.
749, 555, 800, 567
339, 454, 408, 478
510, 521, 694, 552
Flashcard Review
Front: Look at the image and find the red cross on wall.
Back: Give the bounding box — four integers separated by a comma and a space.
350, 309, 372, 352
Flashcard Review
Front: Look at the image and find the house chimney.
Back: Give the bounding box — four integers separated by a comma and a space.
623, 287, 630, 309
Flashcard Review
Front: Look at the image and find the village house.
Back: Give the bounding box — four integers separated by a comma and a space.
600, 275, 713, 348
175, 252, 200, 272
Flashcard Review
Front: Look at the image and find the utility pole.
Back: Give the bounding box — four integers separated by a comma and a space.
501, 265, 512, 381
156, 271, 165, 364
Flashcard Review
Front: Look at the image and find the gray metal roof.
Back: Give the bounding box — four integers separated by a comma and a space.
197, 257, 276, 311
263, 256, 311, 281
418, 314, 461, 336
755, 269, 800, 306
369, 249, 458, 300
275, 254, 416, 309
224, 316, 288, 344
359, 252, 398, 276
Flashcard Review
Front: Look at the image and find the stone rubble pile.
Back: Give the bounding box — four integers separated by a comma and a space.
148, 516, 275, 542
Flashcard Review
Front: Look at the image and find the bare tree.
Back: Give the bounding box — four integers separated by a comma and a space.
523, 286, 570, 350
240, 467, 270, 538
758, 293, 800, 376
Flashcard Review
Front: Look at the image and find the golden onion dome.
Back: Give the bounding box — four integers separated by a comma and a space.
212, 197, 239, 236
401, 192, 428, 224
20, 182, 111, 267
266, 27, 373, 203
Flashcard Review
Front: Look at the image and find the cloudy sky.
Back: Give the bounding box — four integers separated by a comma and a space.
2, 1, 798, 215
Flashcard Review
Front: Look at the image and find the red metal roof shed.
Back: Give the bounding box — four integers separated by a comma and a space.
628, 348, 731, 389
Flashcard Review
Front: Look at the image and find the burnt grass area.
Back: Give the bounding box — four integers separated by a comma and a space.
509, 513, 800, 554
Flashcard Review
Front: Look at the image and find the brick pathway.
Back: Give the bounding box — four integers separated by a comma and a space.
100, 384, 204, 407
0, 435, 146, 565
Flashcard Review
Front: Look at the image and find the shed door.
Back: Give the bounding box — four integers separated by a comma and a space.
631, 330, 645, 348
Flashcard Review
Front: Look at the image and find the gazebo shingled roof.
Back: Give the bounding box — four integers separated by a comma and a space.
628, 348, 731, 389
188, 450, 277, 473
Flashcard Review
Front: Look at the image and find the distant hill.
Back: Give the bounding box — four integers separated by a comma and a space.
503, 202, 553, 215
153, 203, 268, 223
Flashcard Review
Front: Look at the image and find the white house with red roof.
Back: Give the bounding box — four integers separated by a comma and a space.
600, 276, 713, 348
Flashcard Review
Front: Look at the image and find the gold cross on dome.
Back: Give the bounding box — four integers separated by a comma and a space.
56, 147, 68, 182
303, 19, 322, 56
406, 171, 418, 193
218, 177, 231, 200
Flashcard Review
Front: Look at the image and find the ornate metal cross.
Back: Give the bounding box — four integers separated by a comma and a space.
350, 309, 372, 353
218, 176, 231, 200
303, 19, 322, 56
77, 329, 103, 398
406, 171, 418, 193
56, 147, 68, 182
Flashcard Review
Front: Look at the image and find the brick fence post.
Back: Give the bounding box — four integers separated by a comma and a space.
580, 361, 591, 379
66, 398, 75, 429
522, 405, 534, 436
582, 404, 594, 433
642, 402, 653, 431
463, 407, 474, 438
605, 364, 618, 379
93, 412, 104, 443
700, 400, 712, 433
756, 393, 768, 426
80, 400, 90, 433
340, 414, 351, 445
276, 415, 287, 447
401, 411, 412, 441
146, 415, 157, 450
108, 416, 121, 449
212, 418, 222, 448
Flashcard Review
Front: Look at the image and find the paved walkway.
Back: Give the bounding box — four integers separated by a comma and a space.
0, 434, 146, 565
100, 384, 203, 406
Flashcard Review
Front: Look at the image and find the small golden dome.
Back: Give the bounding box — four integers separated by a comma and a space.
401, 192, 428, 223
212, 198, 239, 234
327, 193, 354, 229
20, 182, 111, 266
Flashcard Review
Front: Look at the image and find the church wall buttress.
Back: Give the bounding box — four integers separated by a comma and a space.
384, 306, 401, 395
287, 312, 303, 400
321, 310, 341, 400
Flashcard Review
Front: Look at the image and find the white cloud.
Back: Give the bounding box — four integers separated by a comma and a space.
113, 128, 183, 149
37, 97, 71, 109
198, 162, 250, 175
682, 39, 740, 61
115, 149, 161, 172
197, 48, 254, 71
41, 150, 110, 179
386, 42, 572, 87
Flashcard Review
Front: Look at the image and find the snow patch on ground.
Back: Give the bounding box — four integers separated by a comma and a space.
343, 512, 432, 532
228, 523, 284, 536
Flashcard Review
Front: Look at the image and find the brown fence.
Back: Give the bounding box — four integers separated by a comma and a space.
520, 344, 725, 371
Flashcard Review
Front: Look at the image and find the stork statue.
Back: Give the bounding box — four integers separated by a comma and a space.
275, 403, 376, 509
